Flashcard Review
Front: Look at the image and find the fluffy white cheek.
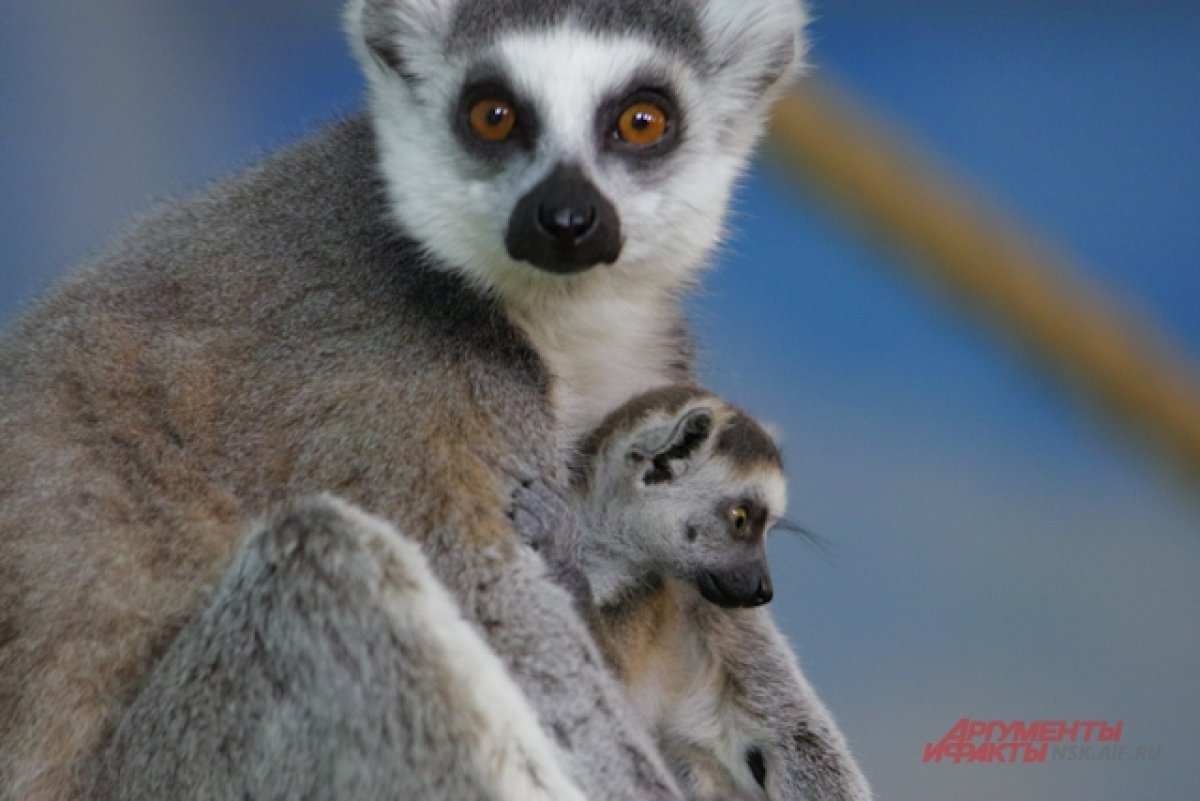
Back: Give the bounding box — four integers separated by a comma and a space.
378, 120, 507, 266
466, 180, 491, 204
616, 154, 740, 275
614, 191, 666, 262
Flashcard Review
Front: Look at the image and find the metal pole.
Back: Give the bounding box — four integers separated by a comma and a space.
769, 78, 1200, 484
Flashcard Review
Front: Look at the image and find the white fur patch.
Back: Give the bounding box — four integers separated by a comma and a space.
347, 2, 813, 443
351, 16, 784, 439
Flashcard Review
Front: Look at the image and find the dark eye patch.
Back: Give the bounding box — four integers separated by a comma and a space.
716, 496, 769, 540
595, 75, 685, 166
454, 67, 540, 161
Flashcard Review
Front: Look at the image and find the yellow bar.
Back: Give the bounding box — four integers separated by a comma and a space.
768, 78, 1200, 483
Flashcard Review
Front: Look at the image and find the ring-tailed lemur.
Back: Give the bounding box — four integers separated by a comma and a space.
528, 384, 873, 800
0, 1, 811, 799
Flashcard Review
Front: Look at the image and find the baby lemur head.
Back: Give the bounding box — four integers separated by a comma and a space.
345, 0, 809, 302
572, 385, 787, 608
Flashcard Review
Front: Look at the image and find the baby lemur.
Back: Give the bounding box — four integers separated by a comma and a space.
564, 384, 871, 801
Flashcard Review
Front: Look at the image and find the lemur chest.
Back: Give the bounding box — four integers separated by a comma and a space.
549, 342, 668, 443
593, 584, 682, 722
515, 298, 684, 448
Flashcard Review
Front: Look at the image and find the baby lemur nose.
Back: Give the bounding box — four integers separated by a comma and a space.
506, 162, 622, 274
697, 560, 774, 609
752, 571, 774, 606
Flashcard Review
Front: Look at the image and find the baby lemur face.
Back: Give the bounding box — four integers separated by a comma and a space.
573, 385, 787, 608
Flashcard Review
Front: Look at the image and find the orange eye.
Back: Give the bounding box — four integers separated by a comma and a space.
616, 102, 669, 147
731, 506, 749, 530
468, 98, 516, 142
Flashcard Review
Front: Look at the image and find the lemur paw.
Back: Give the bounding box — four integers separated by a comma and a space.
508, 478, 592, 606
508, 478, 565, 552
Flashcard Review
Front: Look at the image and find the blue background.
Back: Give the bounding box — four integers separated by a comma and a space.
2, 2, 1198, 799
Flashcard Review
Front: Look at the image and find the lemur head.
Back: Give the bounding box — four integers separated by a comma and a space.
345, 0, 808, 302
573, 385, 787, 608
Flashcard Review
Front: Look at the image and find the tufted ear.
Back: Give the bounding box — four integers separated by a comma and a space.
697, 0, 810, 115
629, 407, 715, 486
345, 0, 459, 82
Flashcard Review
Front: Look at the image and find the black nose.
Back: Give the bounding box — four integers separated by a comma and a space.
538, 203, 597, 246
506, 162, 622, 274
696, 560, 774, 609
752, 573, 773, 606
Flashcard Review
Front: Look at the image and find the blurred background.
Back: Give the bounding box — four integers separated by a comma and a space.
2, 2, 1197, 799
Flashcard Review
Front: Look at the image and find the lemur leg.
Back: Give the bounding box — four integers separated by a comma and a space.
89, 495, 586, 801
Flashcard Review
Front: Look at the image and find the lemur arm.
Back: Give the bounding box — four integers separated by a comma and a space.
509, 477, 594, 609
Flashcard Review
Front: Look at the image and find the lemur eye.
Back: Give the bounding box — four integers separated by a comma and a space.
468, 98, 516, 142
731, 506, 749, 530
616, 102, 669, 147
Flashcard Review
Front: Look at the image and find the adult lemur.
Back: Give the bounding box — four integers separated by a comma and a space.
554, 385, 872, 800
0, 0, 814, 799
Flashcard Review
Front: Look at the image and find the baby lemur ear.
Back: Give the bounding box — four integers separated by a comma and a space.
634, 407, 714, 486
346, 0, 458, 81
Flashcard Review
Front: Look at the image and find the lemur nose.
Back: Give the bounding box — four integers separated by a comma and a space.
752, 576, 774, 606
537, 203, 597, 245
506, 161, 623, 274
697, 561, 774, 609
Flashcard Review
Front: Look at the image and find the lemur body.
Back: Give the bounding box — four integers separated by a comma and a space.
0, 125, 617, 801
563, 385, 872, 800
0, 1, 813, 798
94, 496, 589, 801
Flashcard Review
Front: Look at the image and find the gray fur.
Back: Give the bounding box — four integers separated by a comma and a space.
570, 386, 784, 606
510, 478, 594, 609
570, 387, 872, 800
663, 603, 874, 801
0, 119, 675, 801
574, 384, 711, 480
448, 0, 707, 64
90, 496, 587, 801
0, 0, 810, 797
715, 411, 785, 472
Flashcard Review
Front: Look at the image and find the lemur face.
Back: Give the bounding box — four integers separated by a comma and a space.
577, 385, 788, 608
689, 490, 776, 608
347, 0, 807, 299
631, 405, 784, 608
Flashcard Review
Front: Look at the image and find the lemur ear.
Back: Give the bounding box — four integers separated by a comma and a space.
697, 0, 810, 116
632, 407, 714, 486
345, 0, 458, 82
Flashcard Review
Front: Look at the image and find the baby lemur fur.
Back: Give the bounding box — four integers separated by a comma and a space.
564, 385, 872, 801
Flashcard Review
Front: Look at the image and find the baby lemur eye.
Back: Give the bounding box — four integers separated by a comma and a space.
731, 506, 749, 530
468, 98, 517, 142
616, 102, 669, 147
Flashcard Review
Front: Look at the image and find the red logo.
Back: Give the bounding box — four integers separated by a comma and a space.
923, 719, 1125, 765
